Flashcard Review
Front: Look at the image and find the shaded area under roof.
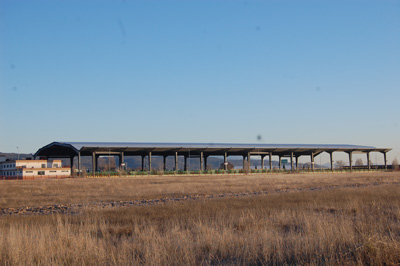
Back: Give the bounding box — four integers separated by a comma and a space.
34, 141, 390, 158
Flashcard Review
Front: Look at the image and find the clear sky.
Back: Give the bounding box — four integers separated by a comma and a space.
0, 0, 399, 163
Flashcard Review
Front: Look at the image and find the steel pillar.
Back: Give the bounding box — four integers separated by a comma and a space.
330, 152, 334, 171
295, 156, 299, 170
148, 152, 152, 172
383, 152, 387, 170
311, 153, 315, 171
290, 152, 294, 171
70, 157, 74, 176
224, 152, 227, 170
95, 155, 99, 171
367, 152, 370, 170
279, 156, 282, 170
243, 155, 246, 170
120, 152, 124, 168
204, 155, 208, 170
92, 152, 96, 174
175, 152, 178, 171
78, 152, 81, 176
200, 152, 204, 171
163, 156, 167, 171
141, 155, 144, 171
348, 151, 353, 171
184, 156, 187, 171
269, 153, 272, 170
261, 155, 265, 169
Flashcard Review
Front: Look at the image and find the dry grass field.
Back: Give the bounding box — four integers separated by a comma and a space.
0, 172, 399, 265
0, 171, 399, 208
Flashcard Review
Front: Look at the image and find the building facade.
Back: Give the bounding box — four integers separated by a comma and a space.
0, 159, 71, 179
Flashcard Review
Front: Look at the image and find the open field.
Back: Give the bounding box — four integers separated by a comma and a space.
1, 172, 400, 265
0, 171, 399, 209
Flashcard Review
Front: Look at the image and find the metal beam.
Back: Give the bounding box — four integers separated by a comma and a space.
269, 153, 272, 170
78, 152, 81, 176
120, 152, 124, 168
367, 152, 370, 170
200, 152, 204, 171
330, 151, 334, 171
290, 152, 294, 171
383, 152, 387, 170
95, 154, 99, 172
70, 157, 74, 176
261, 155, 265, 169
247, 152, 251, 170
224, 152, 227, 170
163, 155, 167, 171
311, 153, 315, 171
148, 152, 152, 172
348, 151, 353, 172
184, 155, 187, 171
92, 152, 96, 174
175, 152, 178, 171
279, 155, 282, 170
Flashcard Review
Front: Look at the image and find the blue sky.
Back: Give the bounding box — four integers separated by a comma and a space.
1, 0, 399, 163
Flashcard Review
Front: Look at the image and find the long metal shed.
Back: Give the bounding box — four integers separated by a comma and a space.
34, 141, 391, 174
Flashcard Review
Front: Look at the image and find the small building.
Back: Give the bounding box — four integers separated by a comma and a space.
0, 159, 71, 179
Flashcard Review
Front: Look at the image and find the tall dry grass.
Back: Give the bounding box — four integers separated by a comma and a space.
1, 185, 399, 265
0, 171, 399, 208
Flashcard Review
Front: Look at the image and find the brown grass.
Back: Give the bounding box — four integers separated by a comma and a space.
0, 184, 399, 265
0, 171, 399, 208
0, 172, 399, 265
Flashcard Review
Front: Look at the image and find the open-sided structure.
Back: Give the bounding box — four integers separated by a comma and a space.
34, 142, 391, 174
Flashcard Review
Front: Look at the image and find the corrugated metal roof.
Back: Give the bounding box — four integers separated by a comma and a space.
34, 141, 390, 158
60, 142, 376, 150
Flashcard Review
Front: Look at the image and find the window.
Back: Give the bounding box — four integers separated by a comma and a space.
50, 170, 56, 173
26, 171, 33, 173
53, 164, 58, 167
61, 170, 68, 172
41, 164, 46, 168
38, 171, 45, 175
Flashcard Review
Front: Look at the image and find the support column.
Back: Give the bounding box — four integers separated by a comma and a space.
247, 152, 251, 171
269, 153, 272, 170
184, 156, 187, 171
348, 151, 353, 172
243, 155, 246, 170
330, 152, 334, 171
224, 152, 228, 171
175, 152, 178, 171
261, 155, 265, 169
200, 152, 204, 171
92, 152, 96, 174
311, 153, 315, 172
204, 155, 208, 171
366, 152, 370, 170
120, 152, 124, 169
148, 152, 152, 172
95, 155, 99, 172
141, 155, 145, 171
78, 152, 81, 176
163, 155, 167, 171
279, 155, 282, 170
295, 156, 299, 170
290, 152, 294, 171
70, 157, 74, 176
383, 152, 387, 170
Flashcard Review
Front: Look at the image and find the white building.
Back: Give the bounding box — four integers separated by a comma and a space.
0, 159, 71, 179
